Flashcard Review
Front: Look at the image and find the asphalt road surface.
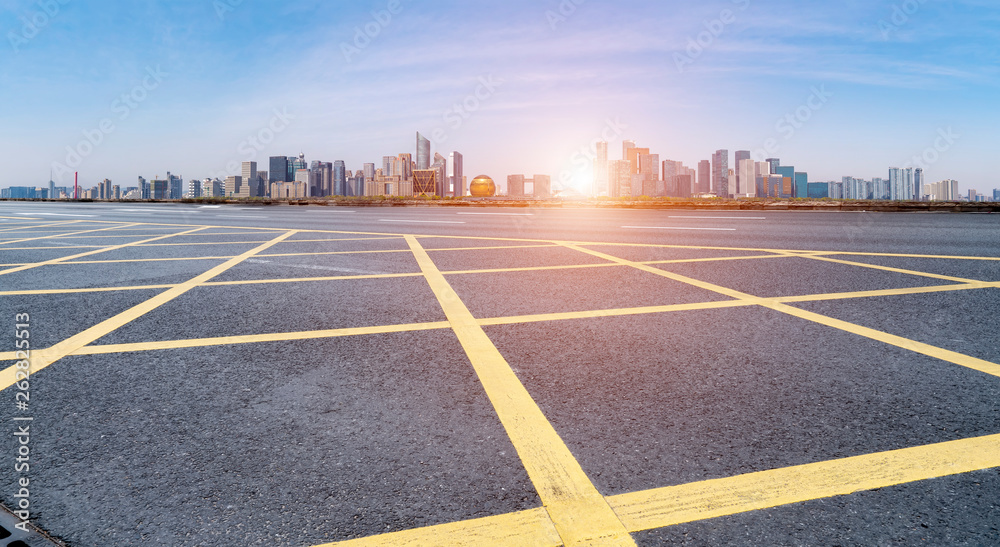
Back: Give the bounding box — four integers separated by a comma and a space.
0, 201, 998, 546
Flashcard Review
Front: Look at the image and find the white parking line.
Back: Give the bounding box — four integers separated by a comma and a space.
622, 226, 737, 231
379, 219, 466, 224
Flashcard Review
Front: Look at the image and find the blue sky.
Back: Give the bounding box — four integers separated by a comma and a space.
2, 0, 998, 194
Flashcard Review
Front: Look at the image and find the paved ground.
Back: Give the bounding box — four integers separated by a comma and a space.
0, 201, 998, 546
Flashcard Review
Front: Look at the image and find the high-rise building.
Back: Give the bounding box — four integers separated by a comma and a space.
626, 147, 649, 175
432, 153, 448, 197
269, 157, 289, 184
738, 159, 756, 198
914, 168, 924, 201
167, 172, 183, 200
398, 153, 413, 181
241, 162, 258, 197
794, 172, 808, 199
187, 178, 202, 198
622, 140, 636, 161
334, 160, 347, 196
363, 163, 376, 182
766, 158, 780, 176
734, 151, 751, 194
449, 152, 464, 197
416, 132, 431, 170
697, 160, 711, 195
153, 179, 170, 200
994, 189, 1000, 201
638, 154, 660, 196
382, 156, 395, 177
712, 150, 729, 197
609, 160, 632, 198
594, 141, 608, 197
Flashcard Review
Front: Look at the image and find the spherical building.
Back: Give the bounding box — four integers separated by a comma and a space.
469, 175, 496, 197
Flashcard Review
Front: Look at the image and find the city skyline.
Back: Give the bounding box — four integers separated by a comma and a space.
2, 1, 998, 192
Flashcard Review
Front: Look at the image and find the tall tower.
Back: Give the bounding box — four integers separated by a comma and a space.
241, 162, 258, 197
698, 160, 711, 195
734, 150, 751, 194
712, 150, 729, 197
334, 161, 347, 196
416, 132, 431, 170
450, 151, 464, 197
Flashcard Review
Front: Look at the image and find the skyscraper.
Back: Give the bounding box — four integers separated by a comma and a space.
334, 161, 347, 196
712, 150, 729, 197
398, 153, 413, 181
738, 159, 756, 198
167, 172, 183, 199
269, 157, 289, 184
622, 140, 636, 162
734, 150, 751, 194
507, 175, 525, 197
449, 152, 464, 197
638, 154, 660, 196
432, 153, 448, 197
609, 160, 632, 198
363, 163, 376, 182
698, 160, 711, 195
416, 132, 431, 170
241, 162, 258, 197
914, 168, 924, 201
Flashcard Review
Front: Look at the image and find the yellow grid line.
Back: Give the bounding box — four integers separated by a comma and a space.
2, 219, 999, 544
0, 230, 299, 392
406, 235, 636, 546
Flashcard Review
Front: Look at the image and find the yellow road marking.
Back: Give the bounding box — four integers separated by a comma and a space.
0, 220, 78, 233
0, 226, 207, 276
0, 230, 298, 391
799, 254, 986, 284
70, 321, 452, 356
762, 301, 1000, 378
406, 235, 636, 547
610, 433, 1000, 532
317, 433, 1000, 545
0, 222, 137, 247
315, 507, 561, 547
561, 244, 1000, 379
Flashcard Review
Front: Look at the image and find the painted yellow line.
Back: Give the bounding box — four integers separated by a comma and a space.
0, 216, 44, 220
0, 226, 207, 276
800, 254, 985, 284
610, 433, 1000, 532
561, 243, 1000, 380
425, 244, 564, 252
0, 220, 77, 233
0, 230, 298, 392
314, 507, 561, 547
479, 300, 753, 327
0, 285, 176, 297
560, 243, 760, 301
69, 321, 452, 356
0, 222, 138, 247
313, 433, 1000, 545
825, 251, 1000, 261
0, 246, 104, 252
406, 235, 635, 547
774, 283, 994, 303
763, 301, 1000, 379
